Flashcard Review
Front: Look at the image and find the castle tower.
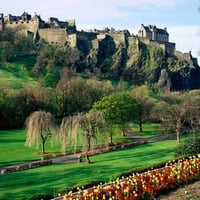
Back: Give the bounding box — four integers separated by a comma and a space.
0, 13, 4, 31
149, 25, 156, 41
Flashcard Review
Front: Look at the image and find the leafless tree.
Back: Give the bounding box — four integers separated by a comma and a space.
25, 111, 56, 159
59, 111, 108, 163
153, 91, 200, 143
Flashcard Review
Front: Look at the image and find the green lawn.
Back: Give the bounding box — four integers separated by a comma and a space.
0, 126, 178, 199
0, 138, 178, 200
0, 123, 165, 168
0, 68, 37, 89
0, 130, 61, 168
132, 123, 165, 138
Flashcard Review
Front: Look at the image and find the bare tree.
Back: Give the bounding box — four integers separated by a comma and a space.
25, 111, 56, 159
131, 85, 155, 132
152, 92, 199, 143
60, 111, 108, 163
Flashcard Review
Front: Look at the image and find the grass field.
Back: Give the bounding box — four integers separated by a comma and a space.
0, 124, 164, 168
0, 138, 178, 199
0, 129, 62, 168
0, 125, 178, 200
132, 123, 165, 138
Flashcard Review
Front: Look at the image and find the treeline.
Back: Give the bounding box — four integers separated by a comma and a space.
2, 74, 200, 143
0, 74, 115, 129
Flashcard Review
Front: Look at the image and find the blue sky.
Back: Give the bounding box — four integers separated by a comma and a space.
1, 0, 200, 61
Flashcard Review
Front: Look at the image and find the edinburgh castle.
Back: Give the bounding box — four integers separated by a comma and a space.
0, 12, 177, 56
0, 12, 199, 91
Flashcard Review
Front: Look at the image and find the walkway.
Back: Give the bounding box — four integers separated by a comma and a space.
0, 132, 176, 175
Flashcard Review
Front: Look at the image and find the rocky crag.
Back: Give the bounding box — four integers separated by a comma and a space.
0, 12, 199, 91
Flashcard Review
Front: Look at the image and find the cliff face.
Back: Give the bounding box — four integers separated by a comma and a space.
1, 12, 199, 91
79, 33, 200, 91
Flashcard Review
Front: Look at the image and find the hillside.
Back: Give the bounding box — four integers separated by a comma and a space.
0, 55, 37, 89
0, 68, 37, 89
81, 34, 200, 91
0, 13, 199, 91
1, 38, 199, 91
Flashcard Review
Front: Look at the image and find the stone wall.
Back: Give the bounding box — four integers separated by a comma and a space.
139, 37, 175, 56
175, 50, 198, 65
38, 28, 67, 45
126, 37, 140, 67
109, 32, 126, 47
4, 20, 38, 33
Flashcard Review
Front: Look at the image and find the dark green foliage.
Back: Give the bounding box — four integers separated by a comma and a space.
0, 41, 15, 61
44, 72, 60, 88
174, 135, 200, 157
26, 193, 53, 200
0, 87, 57, 129
92, 92, 139, 142
14, 34, 35, 54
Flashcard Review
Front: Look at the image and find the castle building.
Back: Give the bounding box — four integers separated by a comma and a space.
0, 12, 176, 55
0, 12, 77, 46
137, 24, 169, 43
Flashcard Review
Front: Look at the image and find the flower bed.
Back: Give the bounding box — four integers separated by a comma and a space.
54, 155, 200, 200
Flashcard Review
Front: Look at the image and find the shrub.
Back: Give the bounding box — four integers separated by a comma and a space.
26, 193, 53, 200
174, 135, 200, 157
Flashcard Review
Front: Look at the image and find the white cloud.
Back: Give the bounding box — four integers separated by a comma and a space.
1, 0, 198, 63
1, 0, 184, 20
169, 26, 200, 60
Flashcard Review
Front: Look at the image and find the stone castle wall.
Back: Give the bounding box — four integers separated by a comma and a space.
0, 12, 176, 56
38, 29, 67, 45
139, 37, 175, 56
126, 37, 140, 67
108, 32, 126, 47
3, 19, 39, 33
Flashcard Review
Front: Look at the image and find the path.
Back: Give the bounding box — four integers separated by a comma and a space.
157, 180, 200, 200
0, 132, 176, 175
125, 129, 176, 142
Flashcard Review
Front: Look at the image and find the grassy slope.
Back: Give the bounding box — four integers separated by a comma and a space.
0, 55, 37, 89
0, 138, 177, 200
0, 68, 37, 89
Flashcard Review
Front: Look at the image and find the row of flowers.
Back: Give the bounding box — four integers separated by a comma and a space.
56, 155, 200, 200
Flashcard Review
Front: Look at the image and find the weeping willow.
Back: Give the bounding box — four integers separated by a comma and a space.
59, 111, 108, 163
25, 111, 56, 158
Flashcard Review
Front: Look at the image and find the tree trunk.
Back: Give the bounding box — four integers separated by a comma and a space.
110, 131, 113, 144
176, 123, 181, 144
176, 130, 180, 144
40, 132, 47, 160
85, 134, 91, 164
176, 120, 181, 144
138, 114, 143, 132
109, 126, 113, 144
85, 154, 91, 164
122, 125, 126, 137
41, 139, 46, 160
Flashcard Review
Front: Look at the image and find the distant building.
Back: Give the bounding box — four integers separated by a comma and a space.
0, 12, 176, 55
137, 24, 169, 43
